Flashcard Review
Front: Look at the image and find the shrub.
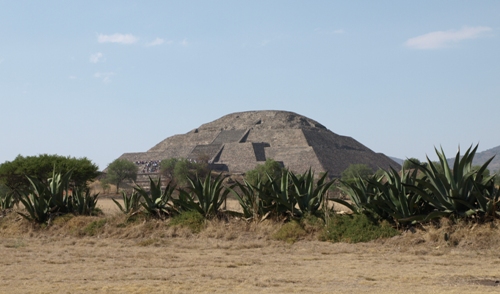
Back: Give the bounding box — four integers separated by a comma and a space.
340, 164, 373, 184
169, 210, 205, 233
273, 220, 307, 243
83, 219, 107, 236
160, 157, 210, 186
245, 159, 283, 185
321, 214, 399, 243
0, 154, 99, 193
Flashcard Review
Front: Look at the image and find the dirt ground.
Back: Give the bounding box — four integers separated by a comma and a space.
1, 199, 499, 293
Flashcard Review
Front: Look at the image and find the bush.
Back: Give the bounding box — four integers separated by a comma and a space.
320, 214, 399, 243
340, 164, 373, 185
160, 157, 210, 185
83, 219, 107, 236
245, 159, 283, 185
169, 210, 205, 233
0, 154, 99, 193
273, 220, 307, 243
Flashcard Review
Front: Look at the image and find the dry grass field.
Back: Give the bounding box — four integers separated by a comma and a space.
1, 198, 499, 293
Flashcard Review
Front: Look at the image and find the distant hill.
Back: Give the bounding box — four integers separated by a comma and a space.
470, 145, 500, 173
445, 145, 500, 173
390, 146, 500, 173
389, 157, 404, 166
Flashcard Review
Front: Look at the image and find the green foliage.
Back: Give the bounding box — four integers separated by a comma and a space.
0, 154, 99, 194
112, 190, 141, 215
320, 214, 399, 243
267, 171, 297, 217
17, 169, 100, 223
17, 181, 52, 223
176, 174, 229, 218
0, 192, 15, 210
335, 175, 383, 216
273, 220, 307, 243
135, 177, 177, 219
83, 219, 107, 236
173, 160, 190, 185
160, 158, 179, 179
231, 176, 275, 220
337, 144, 500, 226
0, 183, 11, 197
70, 188, 99, 216
409, 145, 498, 218
160, 157, 210, 185
290, 169, 334, 219
169, 210, 205, 233
403, 158, 427, 170
368, 168, 432, 224
105, 159, 138, 192
340, 164, 373, 184
472, 165, 490, 178
245, 159, 283, 185
232, 169, 334, 221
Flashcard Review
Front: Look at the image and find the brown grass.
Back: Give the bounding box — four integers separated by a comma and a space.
1, 200, 500, 293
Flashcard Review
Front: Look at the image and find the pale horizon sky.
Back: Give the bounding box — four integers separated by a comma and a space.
1, 1, 499, 170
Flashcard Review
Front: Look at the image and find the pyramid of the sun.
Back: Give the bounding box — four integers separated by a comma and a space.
118, 110, 399, 177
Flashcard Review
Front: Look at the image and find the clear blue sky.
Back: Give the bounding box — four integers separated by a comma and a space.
1, 1, 499, 170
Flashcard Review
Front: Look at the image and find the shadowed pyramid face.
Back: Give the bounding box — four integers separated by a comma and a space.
116, 111, 400, 177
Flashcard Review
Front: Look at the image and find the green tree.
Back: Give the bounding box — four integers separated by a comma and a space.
472, 165, 490, 178
173, 159, 190, 185
160, 158, 179, 179
402, 158, 427, 170
105, 159, 138, 192
341, 164, 373, 184
160, 157, 210, 185
245, 159, 284, 185
0, 154, 99, 194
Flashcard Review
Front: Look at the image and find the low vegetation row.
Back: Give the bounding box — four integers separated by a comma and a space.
0, 144, 499, 244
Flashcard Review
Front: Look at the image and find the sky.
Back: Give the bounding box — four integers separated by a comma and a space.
1, 1, 499, 170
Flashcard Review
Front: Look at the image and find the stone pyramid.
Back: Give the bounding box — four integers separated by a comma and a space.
118, 110, 399, 177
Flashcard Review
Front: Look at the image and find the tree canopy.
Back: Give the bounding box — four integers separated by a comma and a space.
160, 157, 210, 185
402, 158, 427, 170
340, 164, 373, 183
0, 154, 99, 193
104, 159, 138, 192
245, 159, 284, 185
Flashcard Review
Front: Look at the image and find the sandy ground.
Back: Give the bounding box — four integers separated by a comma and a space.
0, 199, 499, 293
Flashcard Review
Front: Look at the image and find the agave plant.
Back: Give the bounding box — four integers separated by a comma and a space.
135, 177, 177, 218
290, 169, 334, 219
46, 169, 73, 214
368, 167, 442, 225
112, 190, 142, 215
408, 145, 498, 218
231, 175, 275, 221
266, 170, 298, 218
17, 175, 53, 223
333, 174, 385, 218
70, 188, 99, 216
176, 173, 229, 218
0, 192, 15, 210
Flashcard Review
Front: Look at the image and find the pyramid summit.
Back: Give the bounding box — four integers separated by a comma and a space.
117, 110, 399, 177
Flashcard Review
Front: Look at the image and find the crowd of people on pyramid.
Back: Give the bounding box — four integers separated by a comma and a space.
135, 160, 160, 173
